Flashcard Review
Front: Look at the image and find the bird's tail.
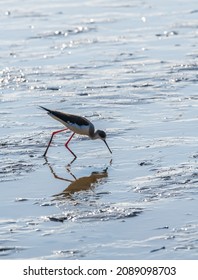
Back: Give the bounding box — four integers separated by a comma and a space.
39, 106, 52, 113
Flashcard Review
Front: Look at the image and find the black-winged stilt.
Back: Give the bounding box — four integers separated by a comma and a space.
40, 106, 112, 158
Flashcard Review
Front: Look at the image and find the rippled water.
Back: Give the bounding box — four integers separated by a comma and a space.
0, 0, 198, 259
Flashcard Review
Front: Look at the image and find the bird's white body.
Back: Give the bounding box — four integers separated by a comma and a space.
64, 123, 90, 136
50, 113, 91, 136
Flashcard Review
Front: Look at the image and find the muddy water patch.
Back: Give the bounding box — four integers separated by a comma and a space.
46, 204, 142, 223
133, 163, 198, 202
0, 132, 46, 182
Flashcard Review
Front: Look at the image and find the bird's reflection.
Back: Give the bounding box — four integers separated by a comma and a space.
44, 158, 109, 200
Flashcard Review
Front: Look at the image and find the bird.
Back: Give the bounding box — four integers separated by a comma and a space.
39, 106, 112, 158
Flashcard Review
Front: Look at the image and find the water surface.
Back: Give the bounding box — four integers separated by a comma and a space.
0, 0, 198, 259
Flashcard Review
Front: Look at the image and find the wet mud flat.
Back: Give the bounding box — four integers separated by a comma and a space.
0, 0, 198, 259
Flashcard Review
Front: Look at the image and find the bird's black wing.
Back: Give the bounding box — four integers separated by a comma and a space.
53, 111, 90, 126
40, 106, 90, 126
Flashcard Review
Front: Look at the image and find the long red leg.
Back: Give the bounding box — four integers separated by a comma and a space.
65, 132, 76, 158
43, 128, 68, 157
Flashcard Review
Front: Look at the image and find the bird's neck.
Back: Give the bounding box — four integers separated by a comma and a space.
88, 123, 99, 140
90, 130, 100, 140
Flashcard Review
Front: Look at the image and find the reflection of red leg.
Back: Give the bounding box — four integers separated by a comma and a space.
65, 132, 76, 158
43, 128, 68, 157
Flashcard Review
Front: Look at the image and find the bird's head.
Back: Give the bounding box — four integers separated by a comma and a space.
97, 130, 112, 154
97, 130, 107, 140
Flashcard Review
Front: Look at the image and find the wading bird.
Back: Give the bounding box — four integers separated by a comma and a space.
40, 106, 112, 158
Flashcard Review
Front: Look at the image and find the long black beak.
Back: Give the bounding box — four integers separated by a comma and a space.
103, 140, 112, 154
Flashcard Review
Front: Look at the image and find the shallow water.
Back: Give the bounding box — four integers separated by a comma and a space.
0, 0, 198, 259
